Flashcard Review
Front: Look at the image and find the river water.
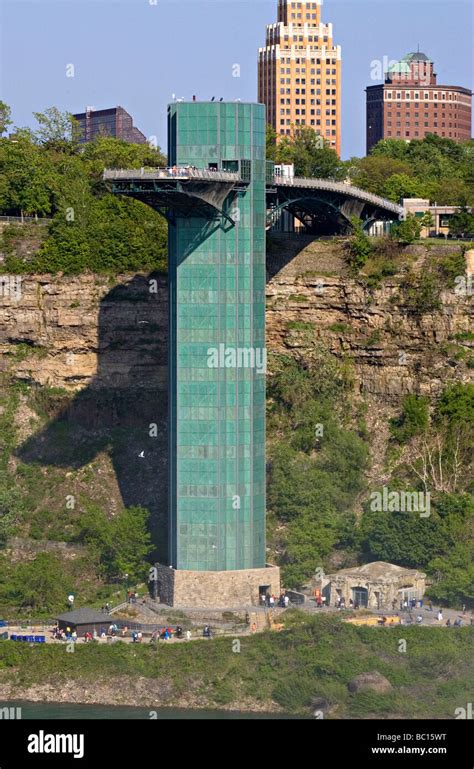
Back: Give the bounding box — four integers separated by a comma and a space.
0, 701, 295, 719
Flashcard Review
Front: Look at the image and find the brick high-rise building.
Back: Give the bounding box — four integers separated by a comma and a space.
73, 106, 147, 145
258, 0, 342, 156
366, 52, 472, 153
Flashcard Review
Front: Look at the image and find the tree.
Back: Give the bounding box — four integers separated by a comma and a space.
266, 124, 278, 162
275, 126, 345, 180
392, 213, 422, 244
420, 211, 435, 234
449, 207, 474, 239
76, 505, 152, 582
7, 553, 67, 612
346, 216, 373, 270
348, 155, 413, 196
383, 173, 426, 202
33, 107, 78, 148
0, 101, 12, 136
390, 395, 429, 443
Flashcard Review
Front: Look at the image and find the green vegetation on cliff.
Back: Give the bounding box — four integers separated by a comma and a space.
0, 107, 167, 275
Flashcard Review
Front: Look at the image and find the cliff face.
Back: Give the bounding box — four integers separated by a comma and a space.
1, 241, 472, 402
0, 272, 168, 392
266, 241, 473, 402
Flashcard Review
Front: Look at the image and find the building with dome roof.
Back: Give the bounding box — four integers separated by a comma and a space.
366, 51, 472, 152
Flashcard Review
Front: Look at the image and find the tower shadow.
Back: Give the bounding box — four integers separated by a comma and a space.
16, 273, 169, 562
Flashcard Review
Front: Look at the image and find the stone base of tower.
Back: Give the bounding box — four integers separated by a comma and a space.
154, 563, 281, 609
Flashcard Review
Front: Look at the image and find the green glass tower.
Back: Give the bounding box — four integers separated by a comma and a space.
168, 101, 266, 572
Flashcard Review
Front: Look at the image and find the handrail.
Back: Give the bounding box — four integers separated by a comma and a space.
104, 167, 240, 183
275, 176, 404, 214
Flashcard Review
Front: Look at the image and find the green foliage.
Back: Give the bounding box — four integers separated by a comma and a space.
346, 216, 373, 270
396, 269, 442, 315
449, 207, 474, 238
274, 126, 345, 180
392, 213, 422, 245
0, 485, 26, 545
436, 249, 467, 288
365, 135, 474, 206
347, 155, 413, 195
0, 101, 12, 136
0, 552, 70, 613
75, 504, 153, 582
427, 543, 474, 607
436, 383, 474, 426
5, 195, 167, 275
33, 107, 78, 148
383, 173, 426, 202
359, 505, 448, 569
390, 395, 429, 443
267, 352, 368, 587
0, 103, 167, 275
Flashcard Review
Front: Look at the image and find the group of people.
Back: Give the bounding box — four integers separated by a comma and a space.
150, 625, 191, 642
51, 624, 77, 642
260, 592, 290, 609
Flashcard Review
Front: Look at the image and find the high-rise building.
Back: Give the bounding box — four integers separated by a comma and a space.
73, 106, 147, 144
258, 0, 342, 155
366, 52, 472, 153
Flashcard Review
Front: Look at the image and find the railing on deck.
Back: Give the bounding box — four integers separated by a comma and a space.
104, 167, 240, 183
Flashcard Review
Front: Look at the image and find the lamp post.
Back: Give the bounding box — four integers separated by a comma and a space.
124, 573, 129, 602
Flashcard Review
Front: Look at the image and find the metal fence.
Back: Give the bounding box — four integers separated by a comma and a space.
104, 167, 240, 183
0, 215, 52, 225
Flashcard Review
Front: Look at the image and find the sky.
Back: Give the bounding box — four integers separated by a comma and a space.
0, 0, 472, 159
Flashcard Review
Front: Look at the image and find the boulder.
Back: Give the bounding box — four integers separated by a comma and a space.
348, 671, 393, 695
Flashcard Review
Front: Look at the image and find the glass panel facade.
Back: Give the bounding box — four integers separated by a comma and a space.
168, 102, 266, 571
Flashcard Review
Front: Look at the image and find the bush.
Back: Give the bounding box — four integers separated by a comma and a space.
390, 395, 429, 443
346, 216, 373, 270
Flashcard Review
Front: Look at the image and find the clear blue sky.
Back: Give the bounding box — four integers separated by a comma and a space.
1, 0, 472, 159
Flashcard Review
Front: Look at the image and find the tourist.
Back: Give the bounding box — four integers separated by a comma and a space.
269, 594, 275, 609
137, 632, 143, 642
175, 625, 183, 639
349, 598, 354, 609
416, 615, 423, 624
446, 619, 451, 627
284, 595, 289, 608
321, 596, 326, 607
428, 601, 433, 612
316, 595, 322, 608
462, 604, 466, 615
251, 622, 257, 634
185, 629, 191, 641
454, 618, 462, 627
437, 610, 443, 622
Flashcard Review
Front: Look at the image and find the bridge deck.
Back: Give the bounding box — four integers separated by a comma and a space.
274, 176, 404, 216
104, 167, 404, 219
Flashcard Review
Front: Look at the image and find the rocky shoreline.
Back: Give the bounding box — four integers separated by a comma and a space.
0, 676, 283, 714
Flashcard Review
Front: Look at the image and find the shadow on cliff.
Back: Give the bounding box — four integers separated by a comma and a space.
16, 273, 169, 562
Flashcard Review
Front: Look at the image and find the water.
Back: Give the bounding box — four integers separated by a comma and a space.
0, 701, 294, 720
